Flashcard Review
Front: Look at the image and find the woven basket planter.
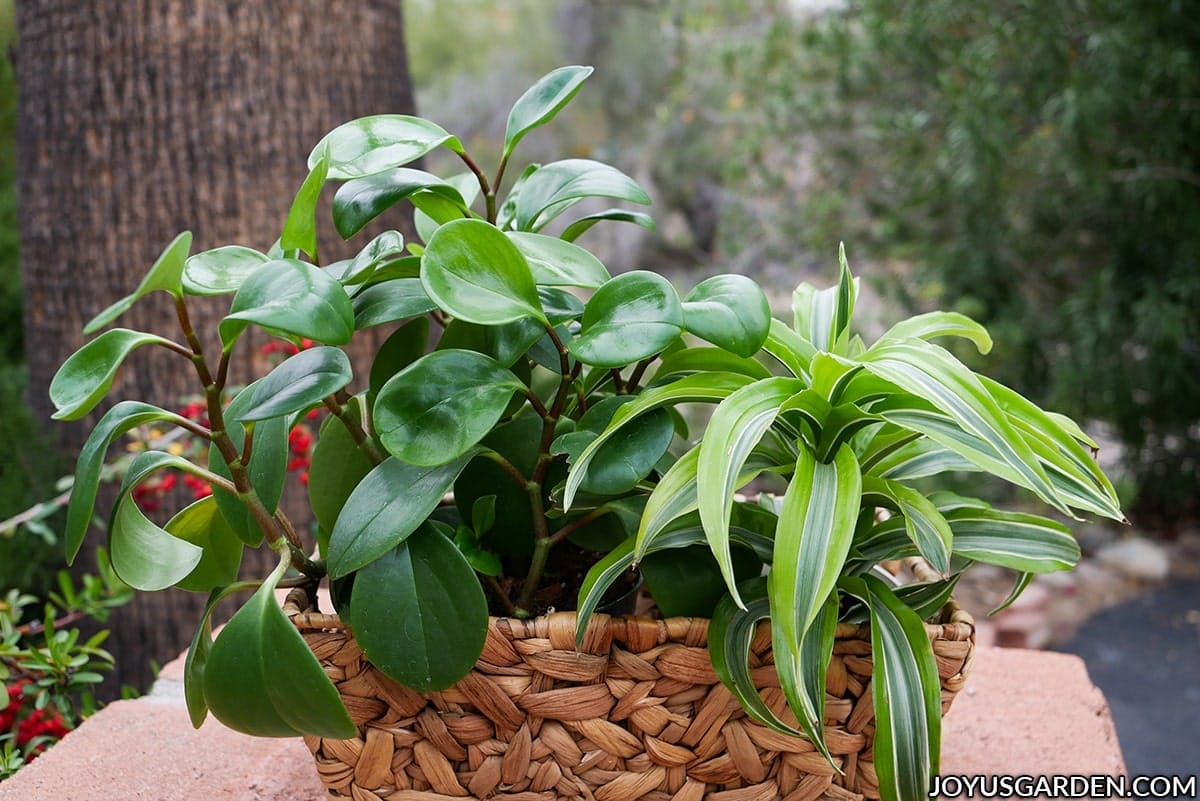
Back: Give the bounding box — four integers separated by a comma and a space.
284, 583, 974, 801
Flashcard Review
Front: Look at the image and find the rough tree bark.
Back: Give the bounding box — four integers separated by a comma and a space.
15, 0, 418, 692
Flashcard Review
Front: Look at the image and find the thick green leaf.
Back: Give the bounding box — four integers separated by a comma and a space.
570, 270, 682, 367
184, 581, 258, 728
308, 397, 374, 545
353, 279, 437, 329
226, 347, 352, 423
338, 230, 407, 286
563, 372, 754, 510
682, 274, 771, 358
560, 209, 656, 242
373, 350, 524, 466
421, 218, 547, 325
859, 339, 1063, 513
84, 232, 192, 333
861, 476, 953, 574
311, 115, 463, 180
877, 311, 992, 354
841, 576, 942, 801
208, 416, 289, 546
368, 318, 429, 412
327, 454, 476, 578
641, 543, 760, 618
220, 259, 354, 349
506, 231, 610, 288
514, 159, 650, 231
280, 152, 328, 258
183, 246, 269, 296
165, 497, 244, 593
569, 396, 675, 495
698, 377, 805, 605
504, 65, 593, 157
436, 317, 544, 368
50, 329, 175, 420
769, 442, 861, 659
454, 415, 542, 560
64, 401, 192, 563
653, 347, 771, 382
333, 168, 467, 239
204, 555, 356, 738
349, 523, 487, 691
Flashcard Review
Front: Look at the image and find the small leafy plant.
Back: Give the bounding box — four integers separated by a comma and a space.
49, 66, 1123, 801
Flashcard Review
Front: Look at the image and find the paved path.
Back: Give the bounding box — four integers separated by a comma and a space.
1058, 580, 1200, 776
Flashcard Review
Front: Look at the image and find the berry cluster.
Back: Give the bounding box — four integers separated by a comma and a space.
1, 681, 71, 759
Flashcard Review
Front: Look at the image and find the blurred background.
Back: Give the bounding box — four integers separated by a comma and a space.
0, 0, 1196, 777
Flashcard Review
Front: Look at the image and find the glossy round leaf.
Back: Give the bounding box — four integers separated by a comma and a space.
368, 318, 429, 412
339, 230, 407, 286
208, 416, 289, 546
504, 65, 593, 157
50, 329, 174, 420
333, 168, 468, 239
327, 454, 477, 578
353, 279, 438, 330
226, 347, 353, 422
220, 259, 354, 349
560, 209, 656, 243
349, 524, 488, 692
570, 271, 683, 367
165, 497, 244, 593
513, 159, 650, 231
682, 274, 772, 358
204, 558, 356, 738
573, 396, 675, 495
420, 219, 547, 326
506, 231, 610, 288
309, 115, 463, 180
373, 349, 525, 466
84, 232, 192, 333
183, 246, 269, 296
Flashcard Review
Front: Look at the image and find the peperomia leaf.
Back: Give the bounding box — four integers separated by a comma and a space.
420, 218, 548, 326
84, 232, 192, 333
568, 397, 675, 495
503, 65, 593, 159
220, 259, 354, 349
327, 453, 477, 578
373, 349, 525, 466
570, 270, 682, 367
506, 231, 610, 288
280, 150, 328, 259
697, 377, 804, 606
513, 159, 650, 231
165, 497, 244, 593
560, 209, 656, 243
225, 347, 352, 423
184, 580, 259, 729
349, 523, 487, 692
50, 329, 177, 420
332, 168, 468, 239
204, 553, 356, 738
310, 115, 463, 180
681, 274, 772, 358
64, 401, 193, 563
183, 246, 269, 296
367, 318, 429, 413
337, 230, 407, 286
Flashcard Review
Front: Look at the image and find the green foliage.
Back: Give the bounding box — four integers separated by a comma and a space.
51, 66, 1123, 797
791, 0, 1200, 523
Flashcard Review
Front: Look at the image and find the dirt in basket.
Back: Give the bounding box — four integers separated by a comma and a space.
488, 542, 641, 618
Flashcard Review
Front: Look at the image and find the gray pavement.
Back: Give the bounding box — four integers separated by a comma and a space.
1057, 580, 1200, 777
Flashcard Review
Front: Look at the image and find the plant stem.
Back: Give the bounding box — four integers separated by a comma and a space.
483, 574, 516, 617
455, 150, 495, 223
610, 369, 627, 394
323, 396, 385, 466
516, 531, 551, 613
525, 391, 550, 419
549, 508, 608, 546
493, 151, 512, 198
626, 357, 655, 393
480, 449, 529, 489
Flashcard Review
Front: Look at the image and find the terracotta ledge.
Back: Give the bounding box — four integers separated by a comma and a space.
0, 648, 1124, 801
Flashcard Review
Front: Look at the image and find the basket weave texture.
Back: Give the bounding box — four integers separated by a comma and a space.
286, 583, 973, 801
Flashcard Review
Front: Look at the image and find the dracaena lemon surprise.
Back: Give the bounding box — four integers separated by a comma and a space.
51, 66, 1123, 801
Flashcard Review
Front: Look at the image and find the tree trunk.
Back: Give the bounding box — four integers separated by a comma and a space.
15, 0, 417, 693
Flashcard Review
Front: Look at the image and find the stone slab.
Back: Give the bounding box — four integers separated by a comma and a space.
0, 647, 1124, 800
